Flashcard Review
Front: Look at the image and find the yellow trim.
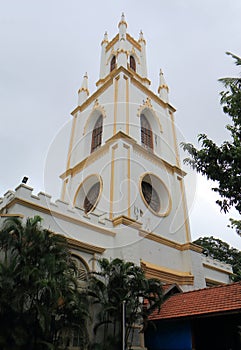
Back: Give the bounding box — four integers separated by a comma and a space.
112, 215, 142, 229
72, 77, 113, 115
73, 174, 103, 214
126, 33, 141, 51
169, 111, 180, 167
178, 176, 191, 242
139, 230, 202, 253
61, 178, 68, 201
141, 260, 194, 285
83, 100, 106, 135
123, 143, 131, 216
96, 65, 150, 88
106, 34, 119, 52
0, 213, 24, 218
128, 66, 151, 85
118, 20, 128, 28
109, 144, 118, 219
203, 262, 233, 274
139, 172, 172, 217
67, 114, 77, 170
137, 97, 163, 133
124, 75, 129, 135
60, 130, 186, 180
131, 74, 176, 112
113, 75, 120, 134
205, 278, 226, 286
78, 87, 90, 96
4, 198, 116, 237
73, 66, 175, 118
60, 143, 110, 179
67, 237, 105, 254
181, 242, 203, 253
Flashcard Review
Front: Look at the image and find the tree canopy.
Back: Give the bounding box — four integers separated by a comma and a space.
194, 236, 241, 282
0, 215, 88, 350
87, 258, 163, 350
182, 52, 241, 234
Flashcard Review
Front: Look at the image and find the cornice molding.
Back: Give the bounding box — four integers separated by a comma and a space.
106, 34, 119, 52
67, 237, 105, 254
141, 260, 194, 285
61, 130, 186, 179
4, 198, 116, 237
112, 215, 142, 229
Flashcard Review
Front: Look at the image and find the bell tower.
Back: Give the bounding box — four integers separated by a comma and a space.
0, 14, 232, 294
60, 13, 191, 246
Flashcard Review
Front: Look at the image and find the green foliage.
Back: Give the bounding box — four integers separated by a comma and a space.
0, 216, 89, 350
181, 52, 241, 234
194, 236, 241, 281
87, 258, 163, 350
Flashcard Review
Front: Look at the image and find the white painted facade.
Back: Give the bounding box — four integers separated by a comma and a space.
0, 14, 232, 291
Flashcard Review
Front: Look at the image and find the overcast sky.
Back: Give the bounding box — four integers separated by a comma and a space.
1, 0, 241, 249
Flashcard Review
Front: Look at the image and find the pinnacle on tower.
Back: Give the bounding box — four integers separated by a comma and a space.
101, 31, 109, 45
118, 12, 127, 40
138, 30, 146, 44
118, 12, 127, 28
158, 69, 169, 103
78, 72, 89, 105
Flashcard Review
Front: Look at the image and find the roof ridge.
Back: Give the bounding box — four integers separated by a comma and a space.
179, 281, 241, 296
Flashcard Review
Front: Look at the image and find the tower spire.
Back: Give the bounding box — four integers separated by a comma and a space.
78, 72, 89, 105
158, 69, 169, 103
118, 12, 127, 39
138, 30, 147, 78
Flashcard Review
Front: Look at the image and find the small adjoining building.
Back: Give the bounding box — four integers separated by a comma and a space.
147, 282, 241, 349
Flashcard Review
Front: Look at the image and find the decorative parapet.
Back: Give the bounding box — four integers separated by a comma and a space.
0, 184, 114, 233
202, 255, 233, 274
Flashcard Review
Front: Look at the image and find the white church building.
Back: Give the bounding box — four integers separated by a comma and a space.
0, 14, 232, 291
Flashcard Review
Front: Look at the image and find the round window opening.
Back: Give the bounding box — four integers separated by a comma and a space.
141, 181, 160, 212
83, 182, 100, 213
140, 173, 171, 216
74, 175, 102, 214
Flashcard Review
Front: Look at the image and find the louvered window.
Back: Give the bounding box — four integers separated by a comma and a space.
83, 182, 100, 213
141, 114, 153, 150
72, 256, 89, 281
141, 181, 160, 213
91, 115, 103, 153
130, 55, 136, 72
110, 55, 116, 72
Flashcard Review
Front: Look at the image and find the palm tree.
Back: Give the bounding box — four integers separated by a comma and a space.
87, 258, 163, 350
0, 216, 89, 350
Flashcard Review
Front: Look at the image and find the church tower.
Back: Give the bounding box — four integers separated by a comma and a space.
0, 15, 231, 294
59, 14, 204, 289
61, 14, 190, 243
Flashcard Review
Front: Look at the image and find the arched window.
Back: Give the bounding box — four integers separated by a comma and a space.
110, 55, 116, 72
130, 55, 136, 72
91, 115, 103, 153
72, 255, 89, 282
141, 114, 153, 150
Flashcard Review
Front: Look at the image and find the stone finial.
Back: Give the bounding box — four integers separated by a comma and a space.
78, 72, 89, 105
138, 30, 146, 44
158, 69, 169, 103
118, 12, 127, 28
101, 31, 109, 45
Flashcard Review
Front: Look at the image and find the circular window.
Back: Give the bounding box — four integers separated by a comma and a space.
83, 182, 100, 213
140, 173, 171, 216
141, 181, 160, 213
74, 175, 102, 214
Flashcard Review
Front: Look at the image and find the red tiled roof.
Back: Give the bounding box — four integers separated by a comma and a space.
150, 282, 241, 320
